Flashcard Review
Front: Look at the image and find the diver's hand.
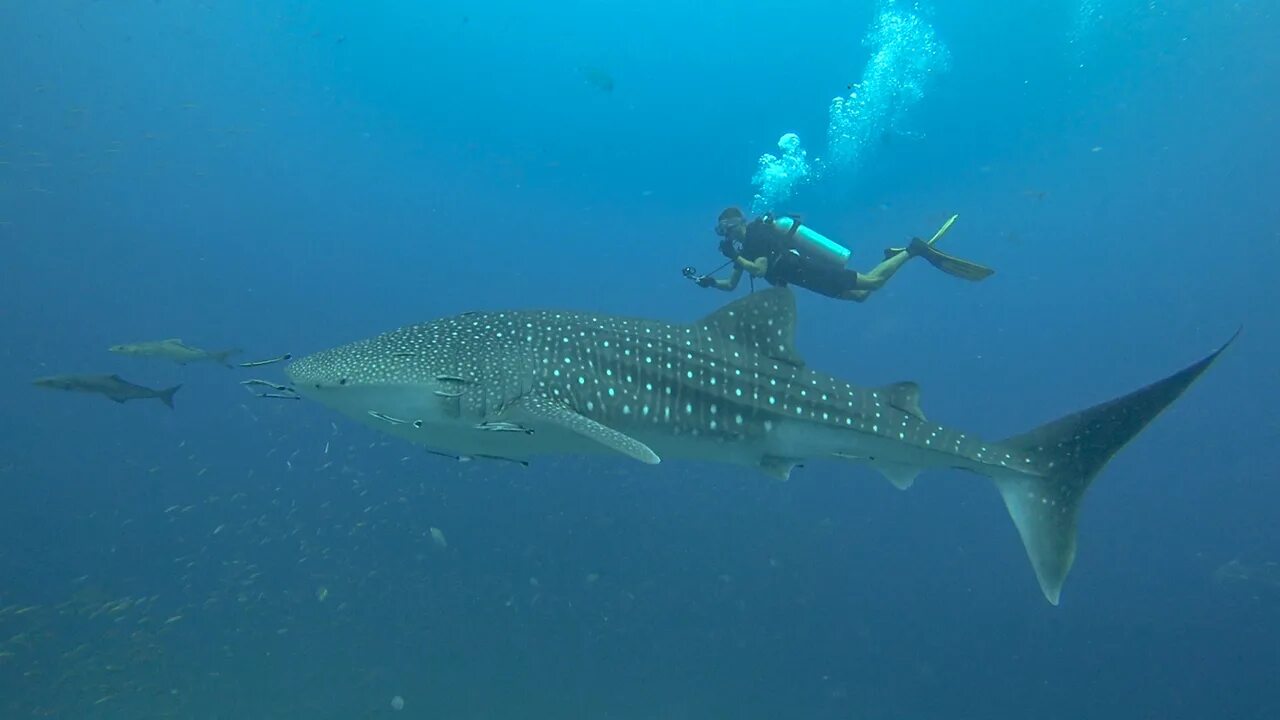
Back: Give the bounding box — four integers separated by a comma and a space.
696, 275, 716, 288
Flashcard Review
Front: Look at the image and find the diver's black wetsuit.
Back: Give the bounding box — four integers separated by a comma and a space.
730, 217, 861, 299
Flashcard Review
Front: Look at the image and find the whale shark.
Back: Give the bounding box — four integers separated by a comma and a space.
286, 288, 1233, 605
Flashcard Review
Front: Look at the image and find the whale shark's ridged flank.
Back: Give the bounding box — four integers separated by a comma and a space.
287, 289, 1234, 604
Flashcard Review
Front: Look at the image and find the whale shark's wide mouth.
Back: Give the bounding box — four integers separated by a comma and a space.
286, 321, 449, 390
285, 341, 423, 394
284, 353, 322, 387
285, 350, 362, 391
286, 336, 379, 377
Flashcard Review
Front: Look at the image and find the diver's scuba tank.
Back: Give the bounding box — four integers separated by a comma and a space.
764, 214, 851, 268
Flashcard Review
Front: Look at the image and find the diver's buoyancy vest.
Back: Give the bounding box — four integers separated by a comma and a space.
767, 215, 851, 268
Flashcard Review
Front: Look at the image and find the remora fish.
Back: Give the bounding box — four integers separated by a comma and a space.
33, 374, 181, 408
286, 288, 1234, 605
109, 338, 240, 367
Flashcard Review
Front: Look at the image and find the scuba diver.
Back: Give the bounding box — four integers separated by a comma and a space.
685, 207, 993, 302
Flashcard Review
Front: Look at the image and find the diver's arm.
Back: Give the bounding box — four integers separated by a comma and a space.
738, 256, 768, 275
700, 256, 766, 291
698, 266, 743, 291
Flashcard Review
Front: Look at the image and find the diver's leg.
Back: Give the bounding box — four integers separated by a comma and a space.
833, 267, 879, 302
855, 251, 913, 291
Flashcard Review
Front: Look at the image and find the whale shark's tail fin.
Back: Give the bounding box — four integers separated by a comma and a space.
990, 330, 1239, 605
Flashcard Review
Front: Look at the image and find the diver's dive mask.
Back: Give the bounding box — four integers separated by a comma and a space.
715, 216, 744, 255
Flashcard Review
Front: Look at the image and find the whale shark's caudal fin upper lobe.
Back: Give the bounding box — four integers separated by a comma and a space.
988, 330, 1239, 605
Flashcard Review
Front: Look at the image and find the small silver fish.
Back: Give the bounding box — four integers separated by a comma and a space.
238, 353, 292, 368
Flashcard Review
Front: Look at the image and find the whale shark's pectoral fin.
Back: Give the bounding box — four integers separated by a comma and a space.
517, 395, 660, 464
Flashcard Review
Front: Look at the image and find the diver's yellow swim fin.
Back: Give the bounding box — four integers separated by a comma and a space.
926, 214, 959, 245
884, 214, 961, 257
882, 214, 993, 282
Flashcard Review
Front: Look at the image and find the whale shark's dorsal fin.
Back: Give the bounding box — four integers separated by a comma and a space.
697, 288, 804, 368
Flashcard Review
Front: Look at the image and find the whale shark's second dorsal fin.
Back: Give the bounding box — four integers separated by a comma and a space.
697, 288, 804, 368
878, 381, 925, 420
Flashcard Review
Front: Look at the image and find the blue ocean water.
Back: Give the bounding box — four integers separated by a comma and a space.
1, 0, 1277, 718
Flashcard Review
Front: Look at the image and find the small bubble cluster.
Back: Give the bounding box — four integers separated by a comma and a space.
824, 0, 951, 172
750, 133, 811, 216
748, 0, 951, 210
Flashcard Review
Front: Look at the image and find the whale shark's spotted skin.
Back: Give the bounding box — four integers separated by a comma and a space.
288, 292, 1007, 472
288, 288, 1232, 605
